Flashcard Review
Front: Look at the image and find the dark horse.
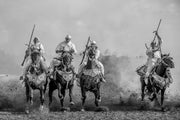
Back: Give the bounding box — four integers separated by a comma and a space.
22, 51, 48, 113
48, 51, 76, 110
137, 54, 174, 110
79, 48, 103, 111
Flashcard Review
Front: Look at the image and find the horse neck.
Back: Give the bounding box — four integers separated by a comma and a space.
155, 62, 167, 77
86, 58, 92, 69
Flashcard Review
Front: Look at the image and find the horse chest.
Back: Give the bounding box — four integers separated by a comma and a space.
155, 65, 166, 77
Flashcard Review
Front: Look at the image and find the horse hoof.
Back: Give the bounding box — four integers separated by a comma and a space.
39, 105, 44, 112
59, 96, 64, 100
70, 101, 75, 106
95, 106, 109, 112
61, 107, 70, 112
25, 109, 29, 114
81, 108, 85, 112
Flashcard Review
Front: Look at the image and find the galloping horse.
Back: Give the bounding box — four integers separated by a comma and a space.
137, 54, 174, 110
23, 51, 48, 113
79, 48, 103, 111
48, 51, 76, 110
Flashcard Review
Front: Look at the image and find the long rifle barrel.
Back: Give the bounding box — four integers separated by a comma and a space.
80, 36, 91, 65
21, 24, 36, 66
28, 24, 35, 48
152, 19, 162, 42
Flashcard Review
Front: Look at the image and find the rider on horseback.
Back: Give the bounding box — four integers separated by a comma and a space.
20, 37, 47, 80
145, 31, 162, 85
78, 40, 106, 83
50, 35, 77, 78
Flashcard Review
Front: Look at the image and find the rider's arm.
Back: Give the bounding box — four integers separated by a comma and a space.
55, 42, 64, 53
152, 46, 160, 52
155, 32, 163, 47
95, 49, 100, 59
39, 44, 45, 54
71, 43, 77, 54
23, 60, 31, 76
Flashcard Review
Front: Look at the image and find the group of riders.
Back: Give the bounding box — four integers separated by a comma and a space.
19, 26, 174, 111
20, 34, 106, 85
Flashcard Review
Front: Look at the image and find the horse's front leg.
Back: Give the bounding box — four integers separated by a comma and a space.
25, 84, 30, 114
39, 86, 45, 111
69, 82, 75, 105
140, 77, 145, 101
48, 81, 55, 107
81, 87, 86, 111
60, 87, 66, 108
94, 90, 101, 107
161, 88, 165, 111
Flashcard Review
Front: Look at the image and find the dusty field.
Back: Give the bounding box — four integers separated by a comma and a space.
0, 107, 180, 120
0, 74, 180, 120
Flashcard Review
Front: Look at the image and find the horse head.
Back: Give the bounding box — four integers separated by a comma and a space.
161, 53, 175, 69
61, 51, 73, 67
31, 50, 41, 64
88, 48, 96, 59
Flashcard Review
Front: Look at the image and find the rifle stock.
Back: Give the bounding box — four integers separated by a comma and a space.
80, 36, 91, 65
21, 24, 35, 66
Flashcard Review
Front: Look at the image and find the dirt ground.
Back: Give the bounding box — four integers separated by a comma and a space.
0, 107, 180, 120
0, 75, 180, 120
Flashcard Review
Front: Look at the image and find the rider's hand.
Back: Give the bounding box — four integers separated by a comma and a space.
153, 31, 158, 35
19, 75, 24, 80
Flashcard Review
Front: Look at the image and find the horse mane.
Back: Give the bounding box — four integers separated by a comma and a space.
161, 53, 175, 68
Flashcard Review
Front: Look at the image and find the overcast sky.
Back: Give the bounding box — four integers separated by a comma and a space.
0, 0, 180, 68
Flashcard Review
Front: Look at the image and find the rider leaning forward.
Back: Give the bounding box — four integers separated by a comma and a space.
49, 35, 77, 78
78, 40, 106, 83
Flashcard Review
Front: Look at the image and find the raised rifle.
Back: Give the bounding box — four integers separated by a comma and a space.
152, 19, 162, 43
21, 24, 36, 66
80, 36, 91, 65
145, 19, 162, 49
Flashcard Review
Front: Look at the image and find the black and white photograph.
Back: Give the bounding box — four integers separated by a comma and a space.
0, 0, 180, 119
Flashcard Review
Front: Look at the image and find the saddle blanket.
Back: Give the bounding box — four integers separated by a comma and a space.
27, 73, 46, 85
82, 68, 101, 77
57, 70, 74, 82
152, 73, 170, 88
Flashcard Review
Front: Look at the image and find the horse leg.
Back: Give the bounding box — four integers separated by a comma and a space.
48, 80, 56, 107
60, 87, 66, 108
141, 77, 145, 101
39, 86, 45, 111
29, 88, 33, 106
25, 84, 30, 114
69, 83, 74, 105
81, 87, 86, 111
161, 88, 165, 111
48, 86, 54, 107
94, 90, 101, 107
